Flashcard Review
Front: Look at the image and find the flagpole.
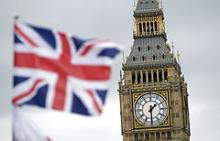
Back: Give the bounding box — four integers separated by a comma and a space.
13, 107, 52, 141
14, 15, 20, 20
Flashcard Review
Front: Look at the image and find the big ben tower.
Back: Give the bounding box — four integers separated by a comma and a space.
118, 0, 191, 141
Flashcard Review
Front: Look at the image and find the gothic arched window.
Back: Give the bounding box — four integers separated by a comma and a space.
143, 72, 146, 83
137, 72, 141, 83
153, 55, 156, 60
143, 22, 146, 33
159, 71, 163, 81
167, 132, 172, 139
156, 132, 160, 139
133, 56, 136, 61
142, 56, 145, 61
153, 71, 157, 82
151, 22, 154, 32
147, 22, 150, 32
148, 72, 152, 82
154, 21, 158, 31
162, 132, 166, 138
138, 46, 141, 52
139, 23, 142, 34
145, 132, 149, 140
132, 73, 135, 84
164, 70, 168, 81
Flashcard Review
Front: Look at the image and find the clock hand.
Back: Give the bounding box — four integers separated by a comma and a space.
150, 110, 153, 126
153, 104, 157, 109
148, 105, 153, 112
148, 105, 154, 125
148, 104, 157, 126
148, 104, 157, 112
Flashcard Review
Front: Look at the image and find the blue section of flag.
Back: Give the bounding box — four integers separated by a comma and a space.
71, 93, 90, 116
14, 76, 30, 87
24, 85, 48, 107
14, 34, 23, 44
98, 48, 120, 58
71, 37, 87, 51
29, 24, 56, 49
96, 90, 108, 104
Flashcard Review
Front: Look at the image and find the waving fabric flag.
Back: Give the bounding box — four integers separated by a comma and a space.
13, 21, 123, 116
13, 107, 52, 141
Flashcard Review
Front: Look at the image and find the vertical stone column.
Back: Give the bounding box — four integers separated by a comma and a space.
146, 70, 149, 83
135, 71, 138, 84
159, 132, 162, 141
152, 132, 156, 141
140, 71, 143, 83
157, 69, 159, 82
165, 132, 168, 140
162, 69, 165, 81
151, 70, 154, 83
149, 132, 151, 140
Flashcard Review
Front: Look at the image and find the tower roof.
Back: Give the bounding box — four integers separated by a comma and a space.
134, 0, 163, 17
123, 0, 179, 70
135, 0, 160, 12
123, 37, 178, 70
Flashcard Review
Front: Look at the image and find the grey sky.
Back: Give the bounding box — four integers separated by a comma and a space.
0, 0, 220, 141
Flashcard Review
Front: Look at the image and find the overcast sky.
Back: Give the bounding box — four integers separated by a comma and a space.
0, 0, 220, 141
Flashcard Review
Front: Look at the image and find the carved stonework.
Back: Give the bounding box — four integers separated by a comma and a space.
119, 0, 191, 141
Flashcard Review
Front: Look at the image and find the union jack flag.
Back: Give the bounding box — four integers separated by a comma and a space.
13, 21, 123, 116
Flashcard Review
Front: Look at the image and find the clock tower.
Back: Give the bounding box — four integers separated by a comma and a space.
118, 0, 191, 141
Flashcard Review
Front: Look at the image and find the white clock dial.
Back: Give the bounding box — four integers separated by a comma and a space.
134, 93, 168, 126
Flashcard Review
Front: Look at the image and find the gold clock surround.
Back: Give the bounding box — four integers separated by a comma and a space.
132, 91, 170, 129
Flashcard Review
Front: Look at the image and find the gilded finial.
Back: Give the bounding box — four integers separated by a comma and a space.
160, 0, 163, 9
177, 51, 181, 63
122, 52, 126, 64
171, 42, 175, 54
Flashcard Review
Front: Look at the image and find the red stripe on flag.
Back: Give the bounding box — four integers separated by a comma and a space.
51, 32, 71, 110
69, 64, 111, 81
58, 32, 71, 61
14, 53, 111, 81
86, 89, 102, 114
79, 40, 110, 56
52, 76, 67, 110
80, 44, 94, 56
15, 24, 39, 48
12, 79, 43, 105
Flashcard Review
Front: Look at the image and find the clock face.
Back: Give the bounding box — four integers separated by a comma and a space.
134, 93, 168, 126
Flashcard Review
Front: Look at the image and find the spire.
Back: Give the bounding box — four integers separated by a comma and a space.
135, 0, 160, 12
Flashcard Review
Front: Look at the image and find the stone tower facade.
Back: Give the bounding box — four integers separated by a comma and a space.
118, 0, 191, 141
